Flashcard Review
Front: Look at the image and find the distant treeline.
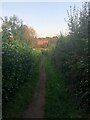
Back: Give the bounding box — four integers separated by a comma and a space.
0, 15, 58, 49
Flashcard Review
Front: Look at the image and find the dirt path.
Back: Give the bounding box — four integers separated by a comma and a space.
22, 58, 46, 118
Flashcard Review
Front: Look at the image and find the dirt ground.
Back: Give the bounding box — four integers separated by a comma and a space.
22, 59, 46, 118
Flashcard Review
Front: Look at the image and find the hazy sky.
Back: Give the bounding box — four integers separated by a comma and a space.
1, 2, 82, 37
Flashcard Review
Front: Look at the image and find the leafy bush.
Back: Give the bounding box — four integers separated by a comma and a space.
52, 2, 89, 112
2, 40, 37, 106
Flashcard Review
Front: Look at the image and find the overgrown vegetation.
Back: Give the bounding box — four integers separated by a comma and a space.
1, 15, 41, 118
1, 1, 89, 118
2, 40, 39, 105
51, 2, 89, 113
3, 56, 40, 118
44, 57, 82, 118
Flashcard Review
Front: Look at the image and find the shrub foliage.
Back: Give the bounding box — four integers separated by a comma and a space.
52, 2, 89, 112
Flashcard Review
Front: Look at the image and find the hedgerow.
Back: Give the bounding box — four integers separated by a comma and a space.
52, 2, 89, 112
2, 40, 38, 106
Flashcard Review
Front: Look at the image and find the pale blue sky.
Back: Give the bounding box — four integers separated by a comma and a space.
1, 2, 82, 37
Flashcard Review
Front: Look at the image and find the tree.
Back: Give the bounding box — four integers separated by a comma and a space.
65, 5, 79, 35
23, 25, 37, 45
52, 2, 89, 112
1, 15, 24, 41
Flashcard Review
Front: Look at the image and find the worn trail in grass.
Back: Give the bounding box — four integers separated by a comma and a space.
22, 56, 46, 118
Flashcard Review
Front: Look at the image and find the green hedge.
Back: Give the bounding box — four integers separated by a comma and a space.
2, 40, 37, 106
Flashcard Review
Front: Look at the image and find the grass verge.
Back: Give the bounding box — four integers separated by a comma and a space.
44, 57, 83, 118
